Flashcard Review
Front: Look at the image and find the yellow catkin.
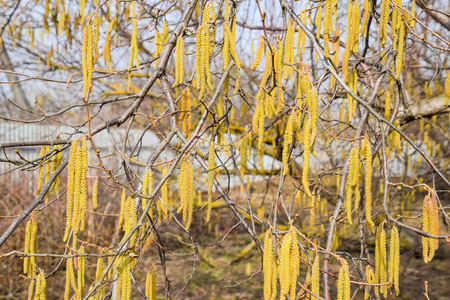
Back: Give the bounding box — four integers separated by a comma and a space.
104, 20, 113, 70
161, 165, 169, 214
82, 25, 88, 97
63, 138, 79, 241
362, 0, 371, 38
350, 1, 360, 54
65, 256, 78, 300
173, 35, 185, 87
154, 30, 161, 66
142, 168, 153, 209
78, 245, 85, 297
395, 20, 405, 79
146, 269, 156, 300
51, 145, 62, 195
23, 219, 32, 275
364, 141, 375, 232
444, 71, 450, 107
323, 0, 333, 58
379, 0, 390, 47
289, 230, 299, 300
302, 117, 312, 196
36, 146, 46, 196
93, 12, 99, 63
87, 20, 93, 95
79, 137, 88, 232
389, 225, 400, 295
375, 224, 387, 296
315, 6, 322, 41
279, 231, 292, 298
365, 265, 375, 300
207, 137, 215, 222
92, 177, 98, 209
422, 190, 439, 263
345, 144, 359, 225
263, 230, 276, 300
311, 254, 320, 298
118, 187, 126, 230
251, 36, 265, 70
179, 159, 194, 230
44, 146, 51, 203
282, 111, 297, 175
28, 279, 35, 300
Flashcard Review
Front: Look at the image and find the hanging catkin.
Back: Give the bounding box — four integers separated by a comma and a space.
345, 144, 359, 225
251, 36, 265, 70
302, 116, 312, 196
145, 269, 156, 300
364, 140, 375, 232
179, 158, 194, 230
311, 254, 320, 299
263, 229, 276, 300
282, 111, 297, 175
279, 231, 292, 298
444, 71, 450, 107
92, 176, 98, 209
379, 0, 390, 47
142, 168, 153, 209
173, 35, 185, 87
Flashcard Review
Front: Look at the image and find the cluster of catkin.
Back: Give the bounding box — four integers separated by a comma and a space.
337, 259, 350, 300
380, 0, 416, 78
344, 141, 373, 227
154, 20, 169, 66
115, 255, 133, 300
29, 270, 46, 300
195, 2, 216, 99
82, 9, 101, 99
221, 0, 240, 94
63, 137, 90, 247
118, 193, 138, 246
36, 144, 62, 203
422, 188, 439, 263
178, 158, 194, 230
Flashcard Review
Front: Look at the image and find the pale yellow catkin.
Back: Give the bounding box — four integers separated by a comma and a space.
395, 20, 405, 79
92, 177, 98, 209
279, 231, 292, 298
77, 245, 85, 297
302, 117, 312, 196
337, 259, 350, 300
145, 269, 156, 300
118, 187, 126, 230
251, 36, 265, 70
263, 230, 276, 300
364, 140, 375, 232
444, 71, 450, 107
79, 137, 88, 232
289, 230, 299, 300
282, 111, 297, 175
311, 254, 320, 298
379, 0, 390, 47
142, 168, 153, 209
36, 146, 45, 197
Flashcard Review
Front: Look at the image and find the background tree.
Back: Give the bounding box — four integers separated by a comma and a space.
0, 0, 450, 299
